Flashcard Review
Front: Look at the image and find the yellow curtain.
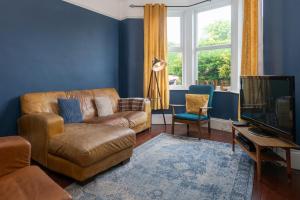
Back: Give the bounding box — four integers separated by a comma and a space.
144, 4, 169, 110
241, 0, 259, 76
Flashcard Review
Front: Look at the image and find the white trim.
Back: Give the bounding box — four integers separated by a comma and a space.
63, 0, 121, 20
230, 0, 243, 92
168, 11, 186, 90
275, 148, 300, 170
152, 114, 232, 132
169, 85, 188, 90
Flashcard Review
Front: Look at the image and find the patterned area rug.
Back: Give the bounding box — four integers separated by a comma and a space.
67, 133, 254, 200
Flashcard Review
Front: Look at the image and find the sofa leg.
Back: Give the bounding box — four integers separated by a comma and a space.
78, 176, 95, 186
121, 158, 130, 165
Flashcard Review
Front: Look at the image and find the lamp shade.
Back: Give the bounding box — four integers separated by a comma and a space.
152, 58, 167, 72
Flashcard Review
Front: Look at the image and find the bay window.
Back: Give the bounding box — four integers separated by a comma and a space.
167, 0, 241, 92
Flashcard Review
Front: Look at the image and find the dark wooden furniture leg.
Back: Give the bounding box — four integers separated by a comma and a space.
286, 148, 292, 179
198, 121, 202, 140
208, 119, 211, 134
171, 117, 175, 135
232, 127, 235, 152
256, 145, 262, 181
187, 124, 190, 136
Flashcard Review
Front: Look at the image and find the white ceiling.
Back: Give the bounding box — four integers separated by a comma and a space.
63, 0, 210, 20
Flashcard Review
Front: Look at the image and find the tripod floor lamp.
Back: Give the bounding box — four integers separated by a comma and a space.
146, 58, 167, 126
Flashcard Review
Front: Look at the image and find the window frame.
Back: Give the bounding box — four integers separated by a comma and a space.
194, 2, 232, 88
167, 0, 241, 92
167, 11, 186, 90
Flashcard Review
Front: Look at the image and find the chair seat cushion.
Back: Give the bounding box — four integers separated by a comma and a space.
174, 113, 208, 121
49, 124, 135, 167
0, 166, 71, 200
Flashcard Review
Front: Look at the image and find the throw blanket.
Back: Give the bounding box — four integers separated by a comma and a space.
118, 98, 145, 112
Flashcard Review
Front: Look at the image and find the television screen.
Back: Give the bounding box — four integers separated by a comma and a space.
240, 76, 295, 141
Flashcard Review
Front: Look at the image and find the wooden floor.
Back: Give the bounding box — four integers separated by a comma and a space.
45, 124, 300, 200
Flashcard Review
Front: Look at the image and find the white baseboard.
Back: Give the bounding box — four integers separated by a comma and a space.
274, 148, 300, 170
152, 114, 232, 133
152, 114, 300, 170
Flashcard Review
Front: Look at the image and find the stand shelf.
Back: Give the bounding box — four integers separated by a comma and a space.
232, 125, 299, 181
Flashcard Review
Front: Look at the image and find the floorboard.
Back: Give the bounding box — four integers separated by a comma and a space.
42, 124, 300, 200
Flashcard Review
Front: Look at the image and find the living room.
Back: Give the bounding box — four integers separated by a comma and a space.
0, 0, 299, 199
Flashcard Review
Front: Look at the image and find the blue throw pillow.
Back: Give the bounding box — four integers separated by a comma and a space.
58, 98, 83, 123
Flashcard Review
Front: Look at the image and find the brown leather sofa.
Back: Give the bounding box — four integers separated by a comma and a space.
0, 136, 71, 200
18, 88, 151, 181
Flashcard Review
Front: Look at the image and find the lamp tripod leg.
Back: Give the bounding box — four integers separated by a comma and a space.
154, 72, 166, 127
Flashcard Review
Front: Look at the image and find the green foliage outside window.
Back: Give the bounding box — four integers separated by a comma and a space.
168, 52, 182, 85
198, 49, 231, 83
168, 20, 231, 85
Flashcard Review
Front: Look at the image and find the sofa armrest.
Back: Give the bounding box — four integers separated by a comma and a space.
144, 99, 152, 128
0, 136, 31, 177
18, 113, 64, 166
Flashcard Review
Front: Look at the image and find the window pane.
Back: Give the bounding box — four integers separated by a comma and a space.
197, 6, 231, 47
167, 17, 181, 48
168, 52, 183, 86
197, 48, 231, 88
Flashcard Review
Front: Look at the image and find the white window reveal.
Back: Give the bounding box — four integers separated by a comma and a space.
167, 0, 242, 92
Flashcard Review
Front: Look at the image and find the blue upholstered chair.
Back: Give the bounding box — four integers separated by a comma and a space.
170, 85, 214, 139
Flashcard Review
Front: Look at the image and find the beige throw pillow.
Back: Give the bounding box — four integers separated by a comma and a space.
95, 97, 114, 117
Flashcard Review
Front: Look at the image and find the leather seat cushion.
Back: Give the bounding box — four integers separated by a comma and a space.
85, 112, 130, 128
0, 166, 71, 200
85, 111, 147, 129
123, 111, 147, 128
48, 124, 135, 167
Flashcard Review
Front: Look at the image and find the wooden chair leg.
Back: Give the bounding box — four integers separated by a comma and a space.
198, 121, 202, 140
172, 118, 175, 135
187, 124, 190, 136
208, 119, 211, 135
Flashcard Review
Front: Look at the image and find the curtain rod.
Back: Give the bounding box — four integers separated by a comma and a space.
129, 0, 211, 8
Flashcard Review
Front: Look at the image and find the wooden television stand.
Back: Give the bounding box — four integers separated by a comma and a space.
232, 125, 299, 181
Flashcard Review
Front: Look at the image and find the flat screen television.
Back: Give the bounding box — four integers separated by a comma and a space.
240, 76, 295, 142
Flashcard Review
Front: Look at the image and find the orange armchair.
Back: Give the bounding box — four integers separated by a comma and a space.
0, 136, 71, 200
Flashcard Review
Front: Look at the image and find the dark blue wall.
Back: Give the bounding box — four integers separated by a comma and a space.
0, 0, 119, 136
263, 0, 284, 75
119, 19, 144, 98
264, 0, 300, 144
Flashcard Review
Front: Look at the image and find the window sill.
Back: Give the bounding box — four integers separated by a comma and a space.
169, 85, 188, 90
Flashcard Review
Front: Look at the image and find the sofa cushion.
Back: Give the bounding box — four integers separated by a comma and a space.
48, 124, 135, 167
85, 112, 130, 128
123, 111, 147, 128
85, 111, 147, 129
65, 90, 96, 121
58, 99, 83, 123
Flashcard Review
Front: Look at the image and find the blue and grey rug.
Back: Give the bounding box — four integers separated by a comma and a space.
67, 133, 254, 200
